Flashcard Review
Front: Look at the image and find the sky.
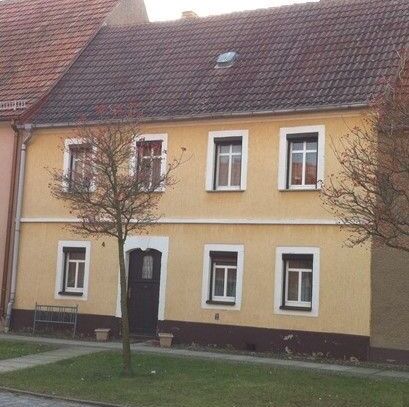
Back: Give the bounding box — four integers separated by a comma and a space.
144, 0, 317, 21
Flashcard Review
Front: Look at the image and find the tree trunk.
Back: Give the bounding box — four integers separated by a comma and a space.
117, 238, 132, 376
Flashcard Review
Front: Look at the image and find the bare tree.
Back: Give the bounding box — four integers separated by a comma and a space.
322, 53, 409, 253
49, 109, 185, 375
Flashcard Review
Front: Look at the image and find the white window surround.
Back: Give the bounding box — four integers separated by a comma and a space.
205, 130, 249, 191
54, 240, 91, 301
202, 244, 244, 311
130, 133, 168, 192
115, 236, 169, 320
277, 125, 325, 191
274, 247, 320, 317
62, 138, 96, 192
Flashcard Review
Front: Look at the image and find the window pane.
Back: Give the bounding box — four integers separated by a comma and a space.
69, 250, 85, 261
142, 255, 154, 280
301, 272, 312, 302
231, 155, 242, 186
306, 141, 318, 151
290, 153, 303, 185
66, 262, 76, 288
226, 269, 236, 297
70, 147, 91, 186
291, 141, 304, 151
305, 152, 317, 185
214, 268, 225, 296
288, 259, 312, 269
77, 263, 85, 288
217, 155, 229, 187
287, 271, 299, 301
152, 158, 162, 185
232, 144, 242, 154
219, 144, 230, 154
151, 141, 162, 156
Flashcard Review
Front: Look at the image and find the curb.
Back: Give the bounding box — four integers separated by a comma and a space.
0, 386, 124, 407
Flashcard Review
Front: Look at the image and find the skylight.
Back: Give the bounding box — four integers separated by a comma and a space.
216, 51, 238, 69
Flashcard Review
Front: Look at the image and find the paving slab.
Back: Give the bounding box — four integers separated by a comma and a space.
0, 346, 99, 373
0, 391, 101, 406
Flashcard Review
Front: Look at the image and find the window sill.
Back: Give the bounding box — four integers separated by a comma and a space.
206, 300, 236, 306
58, 291, 83, 297
207, 189, 245, 193
280, 305, 312, 312
279, 188, 320, 193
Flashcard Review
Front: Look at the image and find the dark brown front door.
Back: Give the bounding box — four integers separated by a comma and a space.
128, 249, 162, 336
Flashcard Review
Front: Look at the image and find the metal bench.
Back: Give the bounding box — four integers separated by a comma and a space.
33, 303, 78, 338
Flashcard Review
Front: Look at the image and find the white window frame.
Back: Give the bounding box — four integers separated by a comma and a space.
62, 138, 95, 192
64, 249, 86, 293
284, 258, 313, 308
130, 133, 168, 192
211, 261, 237, 303
55, 241, 91, 301
278, 125, 325, 191
201, 244, 244, 311
274, 247, 320, 317
206, 130, 248, 191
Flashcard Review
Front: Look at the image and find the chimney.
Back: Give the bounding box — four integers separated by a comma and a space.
181, 10, 199, 19
106, 0, 149, 26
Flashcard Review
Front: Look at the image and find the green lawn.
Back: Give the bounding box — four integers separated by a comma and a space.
0, 351, 407, 406
0, 340, 55, 360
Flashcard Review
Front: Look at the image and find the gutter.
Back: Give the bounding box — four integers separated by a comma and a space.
22, 103, 368, 129
4, 124, 33, 332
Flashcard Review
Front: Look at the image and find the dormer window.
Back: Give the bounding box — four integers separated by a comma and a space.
215, 51, 238, 69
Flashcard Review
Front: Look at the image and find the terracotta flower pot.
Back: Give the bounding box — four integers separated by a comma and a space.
95, 328, 110, 342
158, 332, 174, 348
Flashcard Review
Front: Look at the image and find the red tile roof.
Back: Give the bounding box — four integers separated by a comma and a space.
0, 0, 119, 120
30, 0, 409, 125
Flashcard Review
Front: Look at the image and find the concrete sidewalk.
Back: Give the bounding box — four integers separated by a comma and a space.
0, 333, 408, 381
0, 346, 99, 373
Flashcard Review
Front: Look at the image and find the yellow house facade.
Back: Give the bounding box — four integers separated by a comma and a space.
14, 110, 371, 359
9, 0, 409, 362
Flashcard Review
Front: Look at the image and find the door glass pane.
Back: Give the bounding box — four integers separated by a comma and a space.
142, 255, 154, 280
226, 269, 237, 297
214, 268, 225, 296
66, 262, 76, 288
305, 152, 317, 185
231, 155, 242, 186
301, 272, 312, 302
217, 155, 229, 187
77, 263, 85, 288
290, 152, 303, 185
287, 271, 299, 301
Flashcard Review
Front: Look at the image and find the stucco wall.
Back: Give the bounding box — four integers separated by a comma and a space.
15, 222, 371, 336
371, 245, 409, 351
14, 110, 371, 337
0, 122, 15, 298
21, 111, 366, 221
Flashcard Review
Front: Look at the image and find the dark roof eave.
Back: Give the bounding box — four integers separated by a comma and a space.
25, 103, 369, 129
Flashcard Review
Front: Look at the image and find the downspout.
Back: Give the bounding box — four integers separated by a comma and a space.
4, 124, 33, 332
0, 123, 19, 316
